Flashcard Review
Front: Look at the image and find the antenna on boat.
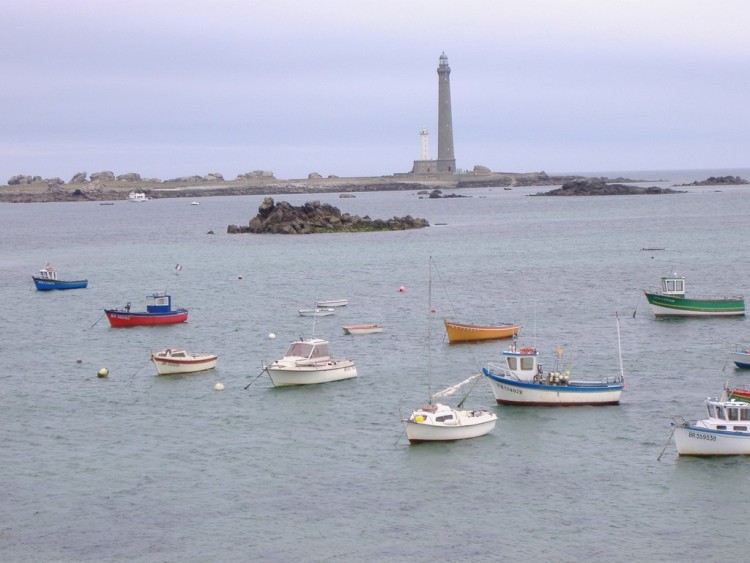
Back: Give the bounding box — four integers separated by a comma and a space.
311, 300, 318, 338
616, 311, 625, 381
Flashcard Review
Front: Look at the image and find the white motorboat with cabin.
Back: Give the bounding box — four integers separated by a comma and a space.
263, 337, 357, 386
128, 191, 147, 202
672, 389, 750, 456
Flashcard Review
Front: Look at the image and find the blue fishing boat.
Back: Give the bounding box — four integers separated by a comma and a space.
32, 264, 88, 291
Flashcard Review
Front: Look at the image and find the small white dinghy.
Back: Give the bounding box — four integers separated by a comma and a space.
151, 348, 218, 375
342, 323, 383, 335
298, 308, 335, 317
315, 298, 348, 308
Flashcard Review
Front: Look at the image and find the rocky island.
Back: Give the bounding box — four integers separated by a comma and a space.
227, 197, 429, 234
533, 178, 684, 196
676, 175, 748, 186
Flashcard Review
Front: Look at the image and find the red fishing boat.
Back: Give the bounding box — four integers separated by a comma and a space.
104, 291, 188, 327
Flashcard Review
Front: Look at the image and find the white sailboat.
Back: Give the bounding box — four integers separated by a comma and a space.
403, 257, 497, 444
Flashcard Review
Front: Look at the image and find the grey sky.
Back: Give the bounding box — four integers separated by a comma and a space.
2, 0, 748, 182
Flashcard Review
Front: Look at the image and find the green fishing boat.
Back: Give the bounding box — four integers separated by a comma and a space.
643, 271, 745, 317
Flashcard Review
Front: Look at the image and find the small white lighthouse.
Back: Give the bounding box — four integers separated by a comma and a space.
419, 128, 430, 161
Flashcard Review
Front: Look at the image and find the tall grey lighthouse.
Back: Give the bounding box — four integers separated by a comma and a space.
411, 52, 456, 174
435, 52, 455, 173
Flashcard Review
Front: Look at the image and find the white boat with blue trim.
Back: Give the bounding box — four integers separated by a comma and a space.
730, 345, 750, 369
672, 389, 750, 456
482, 315, 625, 406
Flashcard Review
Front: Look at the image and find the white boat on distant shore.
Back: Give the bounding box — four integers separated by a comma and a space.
151, 348, 217, 375
263, 337, 357, 386
315, 299, 348, 308
342, 323, 383, 335
298, 308, 335, 317
128, 191, 147, 202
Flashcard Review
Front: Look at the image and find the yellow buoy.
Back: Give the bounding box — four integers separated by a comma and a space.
97, 368, 109, 378
415, 415, 424, 423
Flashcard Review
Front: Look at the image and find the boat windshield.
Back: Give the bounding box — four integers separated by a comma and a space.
286, 342, 329, 359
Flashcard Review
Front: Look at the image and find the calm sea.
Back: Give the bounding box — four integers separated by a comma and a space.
2, 169, 750, 562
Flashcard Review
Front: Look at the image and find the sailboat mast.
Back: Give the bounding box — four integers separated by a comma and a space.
428, 256, 433, 403
616, 312, 624, 380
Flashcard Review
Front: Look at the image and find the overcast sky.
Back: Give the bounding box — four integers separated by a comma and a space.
2, 0, 748, 182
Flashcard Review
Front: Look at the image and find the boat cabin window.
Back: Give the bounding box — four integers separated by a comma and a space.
715, 406, 725, 420
662, 278, 684, 292
707, 404, 716, 418
520, 357, 535, 371
741, 409, 750, 422
727, 407, 739, 421
506, 357, 517, 370
734, 426, 748, 431
436, 414, 454, 422
717, 425, 727, 430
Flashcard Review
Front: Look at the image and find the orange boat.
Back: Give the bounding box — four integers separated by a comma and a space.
443, 320, 519, 343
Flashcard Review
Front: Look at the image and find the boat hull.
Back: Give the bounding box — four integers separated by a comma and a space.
643, 292, 745, 317
404, 414, 496, 444
315, 299, 348, 308
342, 324, 383, 335
482, 369, 623, 406
443, 320, 519, 343
674, 424, 750, 456
32, 277, 88, 291
298, 308, 335, 317
105, 310, 188, 327
152, 354, 217, 375
266, 361, 357, 386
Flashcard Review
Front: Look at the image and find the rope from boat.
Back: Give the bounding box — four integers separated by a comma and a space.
657, 425, 677, 462
244, 368, 267, 389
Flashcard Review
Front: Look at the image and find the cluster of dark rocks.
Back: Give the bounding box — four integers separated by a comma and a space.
676, 176, 748, 186
227, 197, 429, 234
535, 178, 683, 196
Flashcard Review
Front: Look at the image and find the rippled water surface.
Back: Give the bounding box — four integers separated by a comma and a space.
2, 170, 750, 562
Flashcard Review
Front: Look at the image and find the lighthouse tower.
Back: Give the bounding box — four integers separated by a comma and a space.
411, 53, 457, 175
435, 52, 455, 173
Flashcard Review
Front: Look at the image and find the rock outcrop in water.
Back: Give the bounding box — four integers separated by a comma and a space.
227, 197, 429, 234
676, 176, 748, 186
534, 178, 683, 196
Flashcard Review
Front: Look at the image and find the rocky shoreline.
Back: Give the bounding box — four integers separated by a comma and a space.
0, 171, 583, 203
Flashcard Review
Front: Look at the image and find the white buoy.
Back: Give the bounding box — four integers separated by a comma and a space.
97, 368, 109, 378
214, 382, 224, 391
398, 285, 406, 292
268, 332, 276, 339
